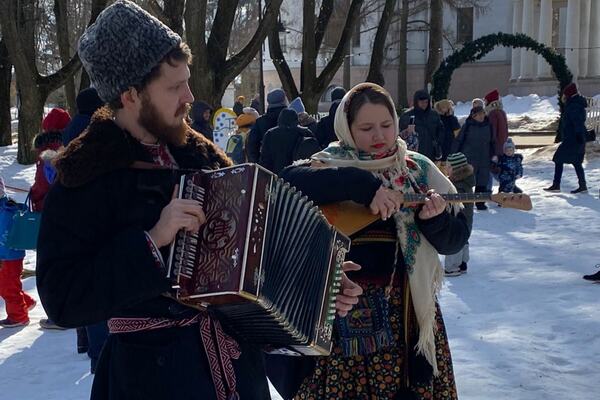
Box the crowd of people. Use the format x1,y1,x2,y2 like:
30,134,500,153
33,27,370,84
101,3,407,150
0,2,597,400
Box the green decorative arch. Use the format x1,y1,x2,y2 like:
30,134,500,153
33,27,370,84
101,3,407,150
431,33,573,103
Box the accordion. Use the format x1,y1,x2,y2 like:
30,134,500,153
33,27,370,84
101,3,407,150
167,163,350,356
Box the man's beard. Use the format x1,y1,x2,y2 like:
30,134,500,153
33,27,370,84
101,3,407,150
138,95,190,146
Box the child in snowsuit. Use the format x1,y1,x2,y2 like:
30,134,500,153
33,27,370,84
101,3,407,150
494,138,523,193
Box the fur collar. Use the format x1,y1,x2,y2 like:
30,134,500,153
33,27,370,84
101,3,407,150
450,164,474,183
54,106,232,188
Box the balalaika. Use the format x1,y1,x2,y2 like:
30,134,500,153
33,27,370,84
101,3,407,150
167,163,350,356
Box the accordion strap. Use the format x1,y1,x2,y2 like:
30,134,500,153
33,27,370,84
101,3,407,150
130,161,171,170
108,314,240,400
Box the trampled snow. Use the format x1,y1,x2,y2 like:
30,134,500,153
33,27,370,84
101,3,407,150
0,143,599,400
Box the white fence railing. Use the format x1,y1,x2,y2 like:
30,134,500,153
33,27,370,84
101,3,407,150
586,98,600,143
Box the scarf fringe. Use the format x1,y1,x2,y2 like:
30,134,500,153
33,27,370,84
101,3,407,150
414,263,443,376
339,329,393,357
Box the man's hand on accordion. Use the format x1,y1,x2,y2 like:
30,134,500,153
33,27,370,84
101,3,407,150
335,261,364,317
148,185,207,248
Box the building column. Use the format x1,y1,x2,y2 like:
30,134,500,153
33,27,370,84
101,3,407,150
511,0,523,80
520,0,535,79
565,0,581,80
589,0,600,76
537,0,553,78
579,0,591,78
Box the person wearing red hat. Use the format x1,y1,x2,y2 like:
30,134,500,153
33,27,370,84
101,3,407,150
544,82,588,194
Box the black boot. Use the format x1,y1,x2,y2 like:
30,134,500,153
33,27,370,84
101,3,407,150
570,185,588,194
583,270,600,282
543,184,560,192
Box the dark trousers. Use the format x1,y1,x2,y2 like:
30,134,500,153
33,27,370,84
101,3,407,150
553,162,586,186
86,321,109,373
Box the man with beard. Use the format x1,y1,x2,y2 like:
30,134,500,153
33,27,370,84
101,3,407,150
35,2,362,400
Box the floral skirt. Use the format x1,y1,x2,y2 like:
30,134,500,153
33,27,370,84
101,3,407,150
294,283,458,400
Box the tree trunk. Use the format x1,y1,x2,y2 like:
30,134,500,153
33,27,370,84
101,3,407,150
366,0,397,86
185,0,283,109
424,0,442,89
16,81,45,164
397,0,409,108
54,0,77,116
0,39,12,146
269,0,364,114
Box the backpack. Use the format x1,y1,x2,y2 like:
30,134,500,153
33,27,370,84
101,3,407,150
292,133,321,161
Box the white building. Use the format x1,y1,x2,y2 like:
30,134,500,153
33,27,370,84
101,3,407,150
261,0,600,106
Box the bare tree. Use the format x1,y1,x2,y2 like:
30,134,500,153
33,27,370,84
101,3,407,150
54,0,76,116
365,0,397,85
0,0,106,164
269,0,365,113
423,0,442,88
0,36,11,146
172,0,284,108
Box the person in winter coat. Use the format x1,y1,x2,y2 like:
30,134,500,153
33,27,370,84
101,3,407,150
544,82,588,194
399,89,445,161
0,176,36,328
434,99,461,160
246,88,288,162
31,108,70,213
62,87,104,145
315,100,341,149
233,95,245,116
493,138,523,193
259,109,319,174
190,100,213,141
444,152,475,276
484,89,509,159
225,111,257,164
36,3,359,399
250,94,261,112
288,97,318,135
452,105,496,210
267,82,468,400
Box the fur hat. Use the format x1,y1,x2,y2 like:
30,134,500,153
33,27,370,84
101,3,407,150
563,83,578,99
236,113,256,129
484,89,500,105
78,0,181,103
42,108,71,132
433,99,454,114
447,152,468,169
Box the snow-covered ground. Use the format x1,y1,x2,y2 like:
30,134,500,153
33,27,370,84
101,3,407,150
1,142,599,399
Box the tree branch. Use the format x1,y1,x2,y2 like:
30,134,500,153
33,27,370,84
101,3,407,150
314,0,334,52
268,26,299,99
207,0,240,66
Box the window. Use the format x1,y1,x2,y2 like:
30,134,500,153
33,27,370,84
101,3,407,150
456,7,474,44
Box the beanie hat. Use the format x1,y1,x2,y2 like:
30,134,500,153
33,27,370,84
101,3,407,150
484,89,499,105
76,87,104,116
243,107,260,120
503,138,515,151
288,97,306,114
447,152,468,169
331,87,347,102
472,98,485,108
78,0,181,103
236,113,256,129
42,108,71,132
563,82,578,98
267,88,288,110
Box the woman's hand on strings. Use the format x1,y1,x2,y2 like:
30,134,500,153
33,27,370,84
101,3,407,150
148,185,206,248
418,190,446,220
369,186,403,221
335,261,363,317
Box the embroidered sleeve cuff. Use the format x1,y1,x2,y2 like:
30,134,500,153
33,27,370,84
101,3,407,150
145,231,165,269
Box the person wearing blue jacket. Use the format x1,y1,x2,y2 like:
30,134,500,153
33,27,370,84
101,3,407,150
62,87,104,145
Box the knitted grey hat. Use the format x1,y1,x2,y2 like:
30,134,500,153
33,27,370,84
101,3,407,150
78,0,181,103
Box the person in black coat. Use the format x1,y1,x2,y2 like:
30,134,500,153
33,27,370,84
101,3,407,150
433,99,461,160
315,100,341,149
246,88,288,162
259,109,318,174
544,83,588,194
62,87,104,145
399,90,445,161
190,100,214,141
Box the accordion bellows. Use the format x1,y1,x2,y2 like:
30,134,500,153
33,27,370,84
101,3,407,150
167,164,350,355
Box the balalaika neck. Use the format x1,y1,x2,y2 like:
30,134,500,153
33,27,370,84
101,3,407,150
403,192,491,204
